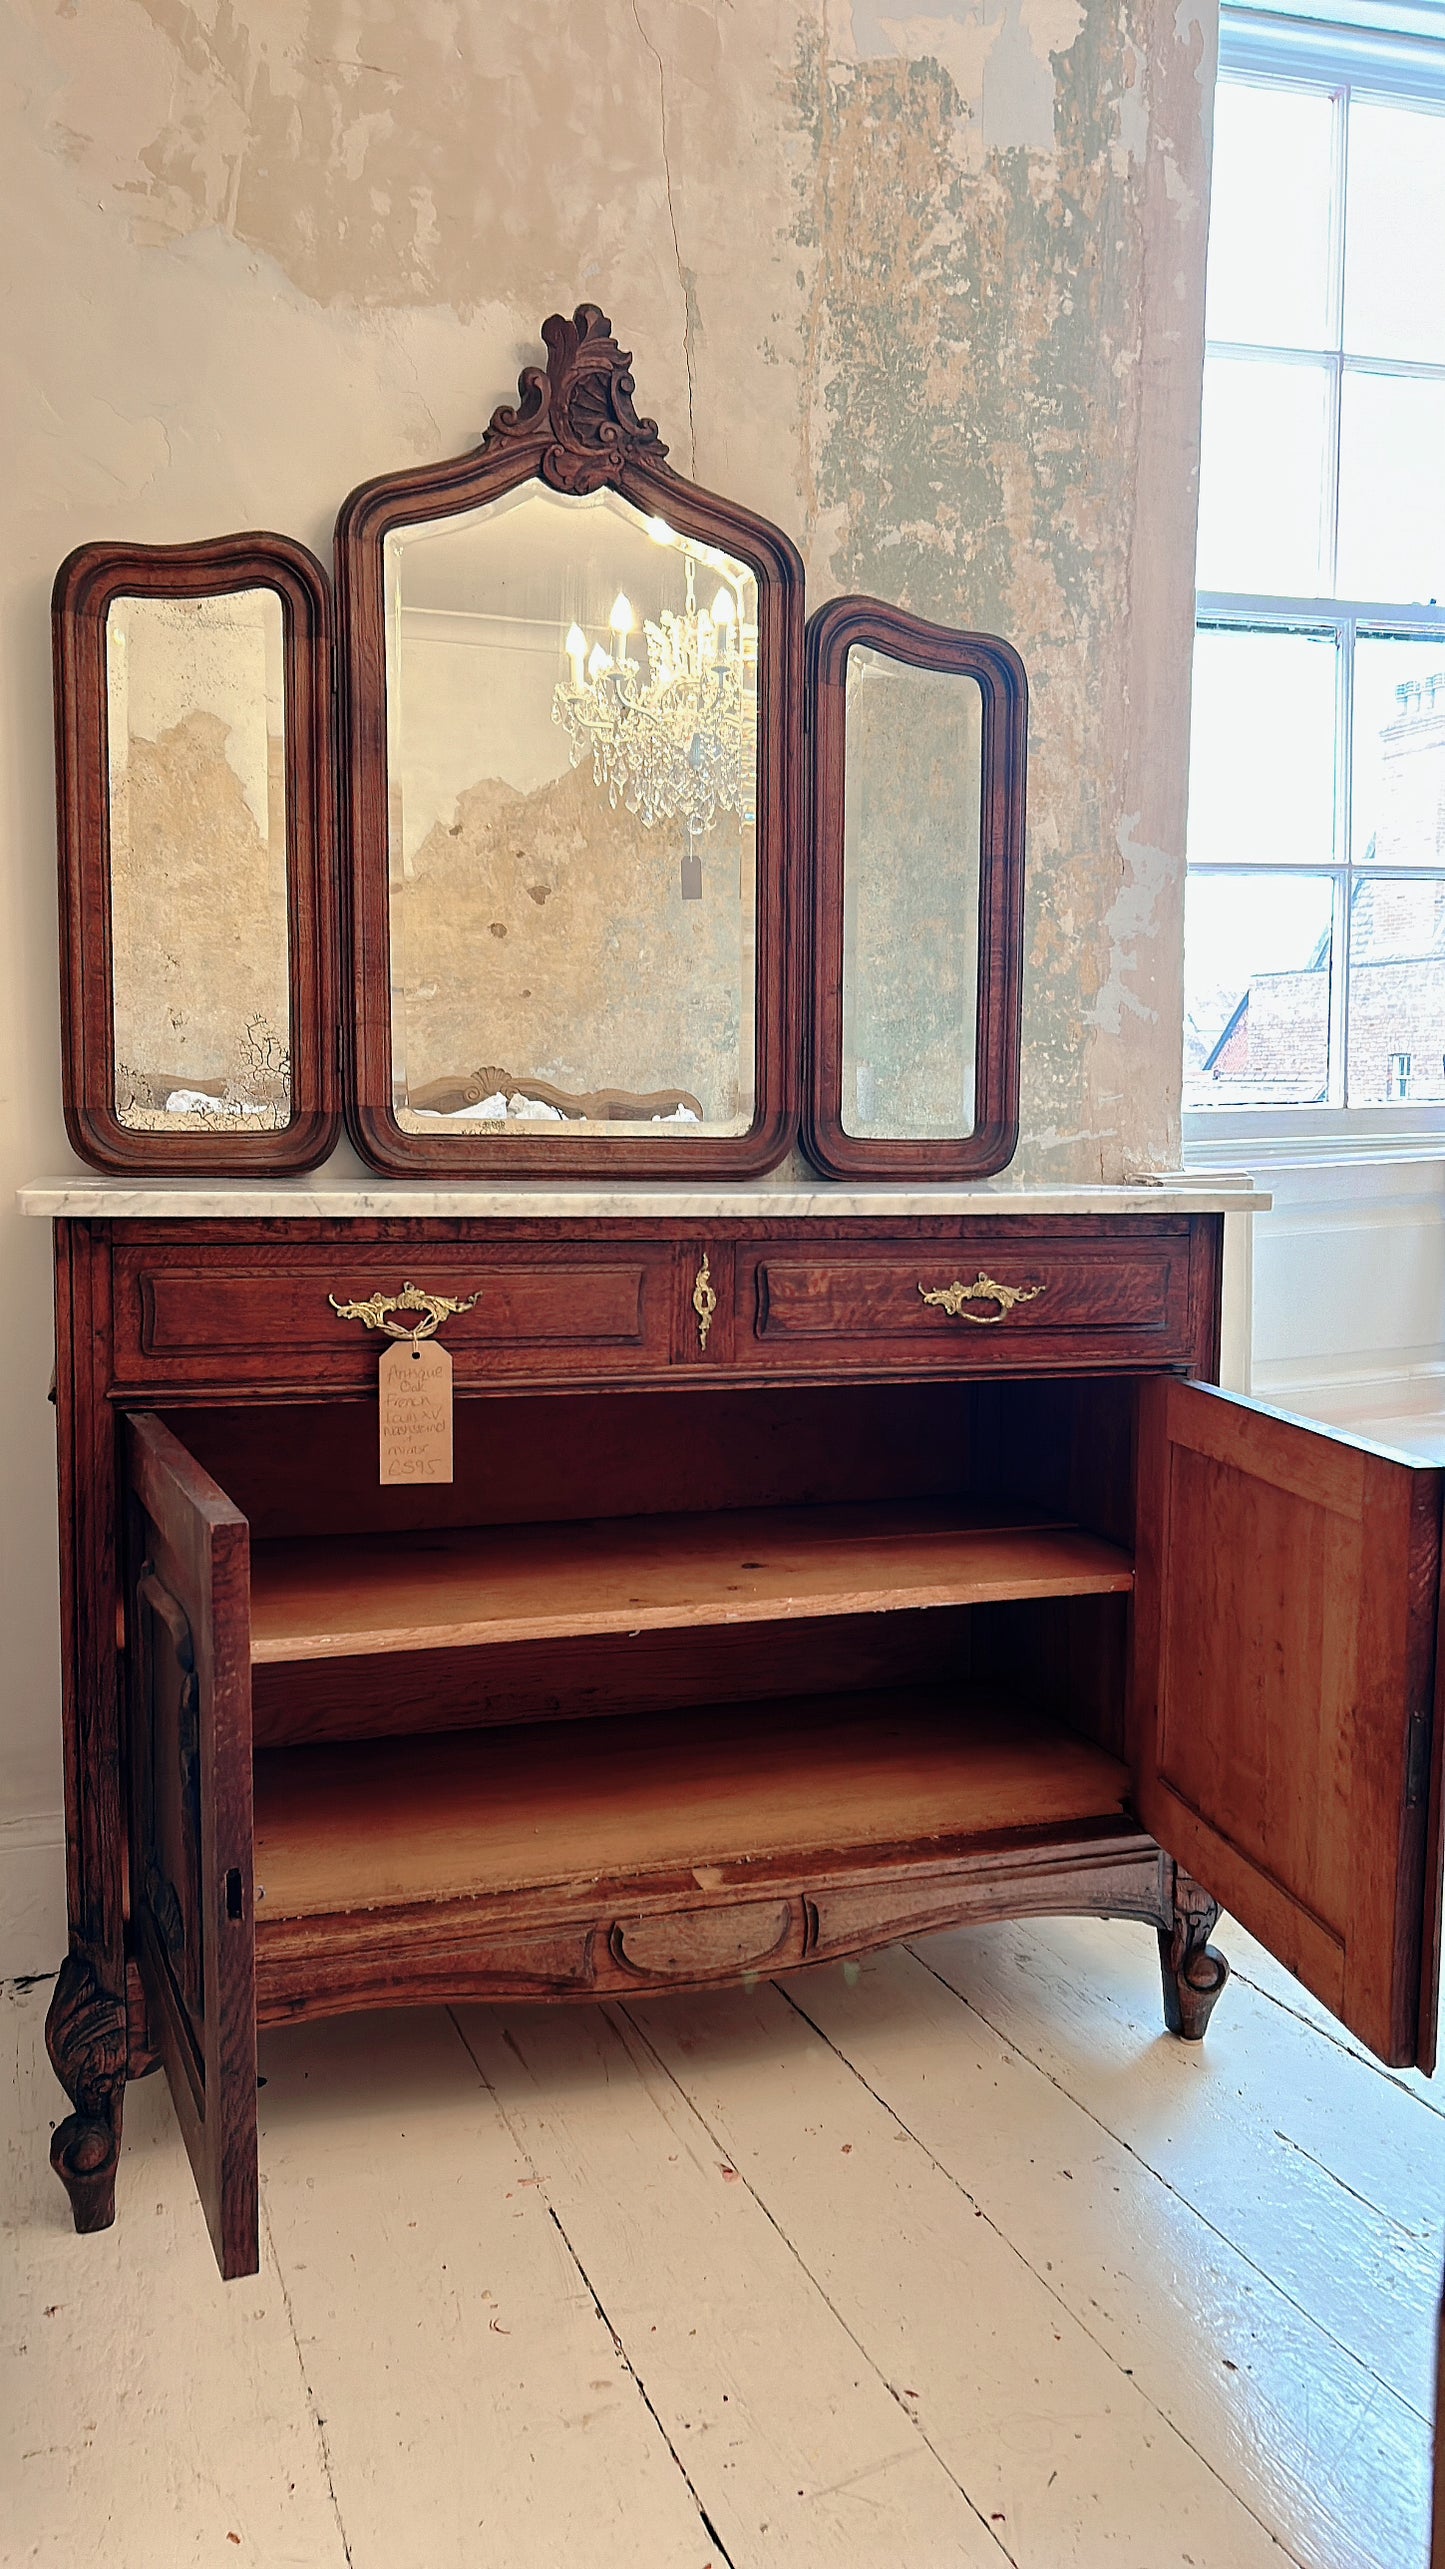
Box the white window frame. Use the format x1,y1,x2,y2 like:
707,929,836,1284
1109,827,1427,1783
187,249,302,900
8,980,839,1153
1184,2,1445,1162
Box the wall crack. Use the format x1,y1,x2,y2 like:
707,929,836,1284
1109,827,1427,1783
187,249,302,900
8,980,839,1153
631,0,697,474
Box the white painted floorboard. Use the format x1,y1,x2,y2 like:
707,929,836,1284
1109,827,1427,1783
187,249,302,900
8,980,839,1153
3,1911,1438,2568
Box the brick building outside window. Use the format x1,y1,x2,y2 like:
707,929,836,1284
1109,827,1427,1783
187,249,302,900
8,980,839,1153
1191,675,1445,1103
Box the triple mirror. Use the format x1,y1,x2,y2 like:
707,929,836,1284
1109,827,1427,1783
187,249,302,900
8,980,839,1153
54,308,1026,1182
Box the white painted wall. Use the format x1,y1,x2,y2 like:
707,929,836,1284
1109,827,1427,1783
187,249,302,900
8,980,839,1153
1249,1156,1445,1429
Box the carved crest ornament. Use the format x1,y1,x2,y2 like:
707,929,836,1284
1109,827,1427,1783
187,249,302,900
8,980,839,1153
482,303,671,494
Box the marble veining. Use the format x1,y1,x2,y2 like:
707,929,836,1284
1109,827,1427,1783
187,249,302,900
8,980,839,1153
18,1177,1270,1221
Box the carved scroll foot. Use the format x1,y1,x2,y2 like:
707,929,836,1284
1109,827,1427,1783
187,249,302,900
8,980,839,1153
45,1953,128,2235
1158,1868,1230,2042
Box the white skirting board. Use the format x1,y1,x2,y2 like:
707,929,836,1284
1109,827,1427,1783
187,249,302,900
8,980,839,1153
0,1816,66,1979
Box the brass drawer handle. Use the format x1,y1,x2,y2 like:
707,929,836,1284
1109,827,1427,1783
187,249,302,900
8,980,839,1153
328,1282,480,1343
918,1272,1046,1325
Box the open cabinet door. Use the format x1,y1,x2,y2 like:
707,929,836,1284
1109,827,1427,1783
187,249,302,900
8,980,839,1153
1132,1377,1445,2071
125,1413,258,2276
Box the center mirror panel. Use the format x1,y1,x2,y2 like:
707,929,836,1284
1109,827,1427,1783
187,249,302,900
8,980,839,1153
384,485,758,1139
339,305,802,1180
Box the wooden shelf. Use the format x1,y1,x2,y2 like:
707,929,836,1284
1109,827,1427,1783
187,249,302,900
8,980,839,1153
249,1499,1134,1666
251,1688,1132,1921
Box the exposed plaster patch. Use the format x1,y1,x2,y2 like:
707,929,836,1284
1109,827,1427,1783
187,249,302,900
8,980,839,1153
1086,814,1171,1036
791,0,1201,1166
1162,148,1198,213
874,10,1001,119
841,0,1084,155
33,0,692,324
1174,0,1215,83
1018,0,1085,70
1113,39,1151,168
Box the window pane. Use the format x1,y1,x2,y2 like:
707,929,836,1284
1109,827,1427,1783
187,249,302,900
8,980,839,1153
1337,370,1445,603
1353,637,1445,863
1184,872,1334,1106
1196,354,1331,595
1188,628,1337,863
1346,877,1445,1101
1345,98,1445,364
1206,79,1335,350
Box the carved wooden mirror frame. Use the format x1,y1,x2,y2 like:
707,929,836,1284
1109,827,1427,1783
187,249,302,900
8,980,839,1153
802,596,1028,1183
336,306,805,1180
54,534,339,1175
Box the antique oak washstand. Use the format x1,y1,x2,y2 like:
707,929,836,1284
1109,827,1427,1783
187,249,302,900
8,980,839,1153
31,311,1442,2277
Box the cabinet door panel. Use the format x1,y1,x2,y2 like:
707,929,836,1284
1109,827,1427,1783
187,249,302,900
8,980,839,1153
1132,1377,1443,2069
126,1412,258,2275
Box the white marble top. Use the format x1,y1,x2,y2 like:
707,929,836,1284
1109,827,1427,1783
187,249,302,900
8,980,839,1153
17,1175,1271,1220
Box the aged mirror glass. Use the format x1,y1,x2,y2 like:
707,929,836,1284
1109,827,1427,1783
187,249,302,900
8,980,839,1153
383,483,759,1139
841,649,983,1141
805,597,1026,1182
106,588,292,1132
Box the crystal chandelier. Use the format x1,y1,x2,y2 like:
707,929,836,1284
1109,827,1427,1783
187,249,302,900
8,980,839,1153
552,519,757,899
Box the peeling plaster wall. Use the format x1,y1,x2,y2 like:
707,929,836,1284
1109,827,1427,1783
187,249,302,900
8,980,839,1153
0,0,1215,1865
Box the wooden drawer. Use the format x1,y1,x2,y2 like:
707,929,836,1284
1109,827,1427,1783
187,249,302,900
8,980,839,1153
110,1235,681,1395
733,1224,1207,1374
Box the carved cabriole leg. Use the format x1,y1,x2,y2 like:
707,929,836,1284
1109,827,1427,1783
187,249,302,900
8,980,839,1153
45,1951,128,2233
1158,1864,1230,2041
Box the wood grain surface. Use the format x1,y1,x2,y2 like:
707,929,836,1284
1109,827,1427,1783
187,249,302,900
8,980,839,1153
1132,1374,1445,2070
125,1412,258,2277
250,1686,1130,1919
247,1498,1133,1663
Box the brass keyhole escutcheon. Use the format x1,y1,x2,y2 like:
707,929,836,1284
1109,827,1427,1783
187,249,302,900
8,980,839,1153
692,1253,718,1353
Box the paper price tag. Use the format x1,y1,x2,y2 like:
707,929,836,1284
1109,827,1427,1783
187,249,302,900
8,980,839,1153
378,1338,454,1483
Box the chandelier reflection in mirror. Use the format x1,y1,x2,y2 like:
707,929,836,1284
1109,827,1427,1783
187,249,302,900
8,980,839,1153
552,515,758,900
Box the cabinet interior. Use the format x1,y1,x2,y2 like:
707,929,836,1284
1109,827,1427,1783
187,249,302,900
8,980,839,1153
152,1376,1143,1939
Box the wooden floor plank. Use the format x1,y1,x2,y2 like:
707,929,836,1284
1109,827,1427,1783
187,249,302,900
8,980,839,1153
918,1914,1445,2421
622,1980,1295,2569
7,1909,1437,2569
1,1979,349,2569
254,2005,722,2569
249,1500,1132,1663
456,1995,1008,2569
787,1941,1429,2569
1217,1916,1445,2118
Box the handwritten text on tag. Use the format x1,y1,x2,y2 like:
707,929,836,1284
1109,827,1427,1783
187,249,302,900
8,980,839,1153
378,1338,454,1483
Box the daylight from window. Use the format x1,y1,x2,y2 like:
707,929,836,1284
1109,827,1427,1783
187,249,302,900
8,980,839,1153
1185,17,1445,1111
